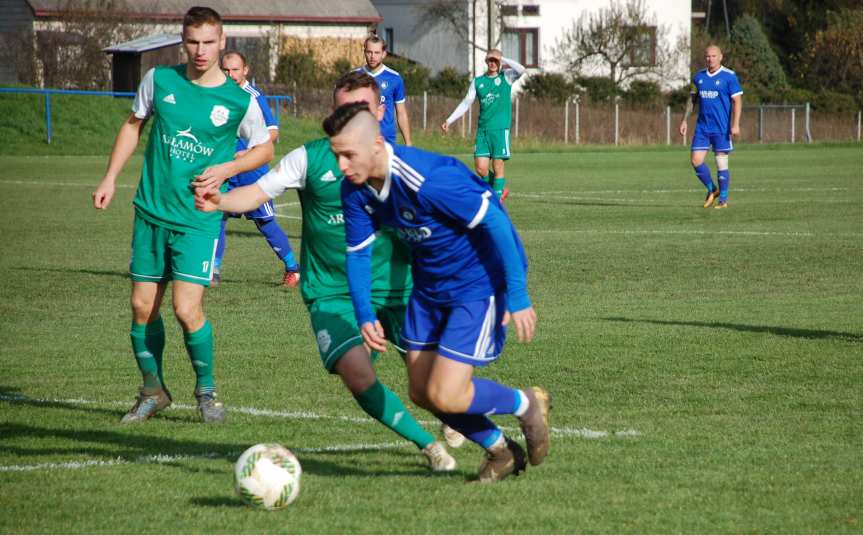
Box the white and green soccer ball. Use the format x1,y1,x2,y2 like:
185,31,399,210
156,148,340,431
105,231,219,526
234,443,302,510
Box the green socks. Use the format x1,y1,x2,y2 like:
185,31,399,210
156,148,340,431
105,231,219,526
354,380,435,450
493,177,506,197
130,317,165,390
184,320,215,394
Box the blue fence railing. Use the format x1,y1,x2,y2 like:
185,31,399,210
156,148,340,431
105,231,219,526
0,87,293,144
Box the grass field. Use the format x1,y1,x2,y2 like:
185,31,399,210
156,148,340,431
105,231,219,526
0,142,861,533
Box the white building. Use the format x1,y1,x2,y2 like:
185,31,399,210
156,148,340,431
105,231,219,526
371,0,691,87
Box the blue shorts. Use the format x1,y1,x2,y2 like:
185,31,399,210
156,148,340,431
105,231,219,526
224,181,276,221
401,292,507,367
691,130,733,153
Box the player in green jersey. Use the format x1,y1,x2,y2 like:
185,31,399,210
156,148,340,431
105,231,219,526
193,71,456,471
441,49,525,200
92,7,274,424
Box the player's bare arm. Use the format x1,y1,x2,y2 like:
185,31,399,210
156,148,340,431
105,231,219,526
93,113,147,209
679,95,696,137
195,182,270,213
193,139,274,191
396,102,412,146
731,93,742,138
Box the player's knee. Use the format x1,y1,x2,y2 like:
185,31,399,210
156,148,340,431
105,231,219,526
715,153,729,171
408,385,431,410
130,293,157,319
426,383,467,413
172,301,203,328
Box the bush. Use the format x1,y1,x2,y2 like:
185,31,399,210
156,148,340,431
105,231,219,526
729,14,788,92
574,76,619,103
381,56,430,95
665,84,691,109
429,67,470,98
275,53,320,87
812,90,858,113
522,73,576,104
623,80,662,106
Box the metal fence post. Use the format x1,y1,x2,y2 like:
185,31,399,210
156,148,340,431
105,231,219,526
468,105,472,135
614,101,619,146
45,93,52,144
292,81,298,118
422,91,427,131
858,110,861,142
575,99,580,145
791,107,796,144
666,105,671,145
564,100,569,144
805,102,812,143
759,105,764,143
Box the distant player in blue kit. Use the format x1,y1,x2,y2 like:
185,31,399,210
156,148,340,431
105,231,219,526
216,51,299,286
679,45,743,209
324,103,551,483
356,36,412,146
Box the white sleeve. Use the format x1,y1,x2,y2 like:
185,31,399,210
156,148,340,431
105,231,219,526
445,80,477,125
132,68,155,119
256,146,308,199
237,95,271,148
503,57,526,84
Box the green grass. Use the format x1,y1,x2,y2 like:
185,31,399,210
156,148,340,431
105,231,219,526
0,144,861,533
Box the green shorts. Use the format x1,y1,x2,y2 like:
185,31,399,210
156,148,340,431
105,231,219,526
308,294,408,372
475,128,511,160
130,214,218,287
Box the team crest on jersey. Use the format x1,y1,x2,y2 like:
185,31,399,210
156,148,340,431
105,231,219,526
381,80,389,89
715,80,721,86
494,77,501,86
316,330,331,353
364,204,375,215
479,83,484,89
210,105,230,127
400,208,415,221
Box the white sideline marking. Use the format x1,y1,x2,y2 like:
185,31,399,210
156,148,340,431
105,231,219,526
515,186,849,196
0,443,410,473
274,202,300,208
0,179,135,189
274,214,302,220
0,394,637,441
524,228,818,238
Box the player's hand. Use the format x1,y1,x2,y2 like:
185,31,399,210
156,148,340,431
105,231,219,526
502,307,537,343
678,121,688,137
440,122,449,134
360,320,387,353
92,179,116,209
192,162,235,192
194,187,221,212
731,125,740,139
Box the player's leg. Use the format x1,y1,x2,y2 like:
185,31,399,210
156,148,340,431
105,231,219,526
713,134,733,208
489,129,511,199
311,297,455,470
124,216,173,423
491,159,507,199
691,130,718,207
171,232,225,423
248,200,300,286
474,129,493,186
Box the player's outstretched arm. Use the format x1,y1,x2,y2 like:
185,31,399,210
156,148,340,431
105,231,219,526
93,113,146,209
442,82,477,132
193,140,274,192
195,182,270,213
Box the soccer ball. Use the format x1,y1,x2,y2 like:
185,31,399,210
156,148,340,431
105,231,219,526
234,443,302,510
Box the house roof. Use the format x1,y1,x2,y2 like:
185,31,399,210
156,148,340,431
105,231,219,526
103,33,182,54
27,0,382,24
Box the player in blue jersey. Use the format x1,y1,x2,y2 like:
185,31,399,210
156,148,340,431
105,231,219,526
324,103,551,483
679,45,743,209
357,36,412,146
216,51,300,286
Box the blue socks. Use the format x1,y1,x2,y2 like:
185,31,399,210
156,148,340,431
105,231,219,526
693,163,716,192
717,169,730,201
254,218,298,271
436,413,502,449
435,378,527,450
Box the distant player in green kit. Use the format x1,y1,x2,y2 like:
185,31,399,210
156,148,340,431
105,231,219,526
441,49,525,201
194,71,456,472
92,7,274,424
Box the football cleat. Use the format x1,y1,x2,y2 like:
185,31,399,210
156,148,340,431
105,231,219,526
500,187,510,202
518,387,552,466
714,200,729,209
441,423,466,448
282,270,300,288
195,391,226,423
422,441,457,472
477,437,526,483
120,387,172,424
703,188,719,208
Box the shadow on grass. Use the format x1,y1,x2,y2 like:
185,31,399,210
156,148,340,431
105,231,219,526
602,317,863,342
0,386,122,418
11,266,129,279
189,496,247,508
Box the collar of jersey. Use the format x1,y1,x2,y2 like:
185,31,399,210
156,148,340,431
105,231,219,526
362,65,385,77
366,142,394,202
705,66,724,77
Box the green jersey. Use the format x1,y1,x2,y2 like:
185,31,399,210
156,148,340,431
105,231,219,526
132,65,270,237
444,58,526,131
256,137,412,303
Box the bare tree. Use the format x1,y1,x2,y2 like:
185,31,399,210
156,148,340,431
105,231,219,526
550,0,685,89
414,0,506,74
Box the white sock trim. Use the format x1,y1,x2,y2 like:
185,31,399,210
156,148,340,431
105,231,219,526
514,389,529,417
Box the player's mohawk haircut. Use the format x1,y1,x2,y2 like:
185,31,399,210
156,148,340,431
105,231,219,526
332,70,381,104
323,102,374,137
183,6,222,31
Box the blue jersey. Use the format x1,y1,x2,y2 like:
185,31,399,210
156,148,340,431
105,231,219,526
358,65,405,144
342,144,529,311
691,66,742,135
231,82,278,187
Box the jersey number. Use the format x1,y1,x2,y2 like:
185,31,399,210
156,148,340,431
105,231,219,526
202,261,210,273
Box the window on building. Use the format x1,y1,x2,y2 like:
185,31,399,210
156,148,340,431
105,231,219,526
501,28,538,68
500,5,518,16
625,26,657,67
385,28,394,53
522,5,540,16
